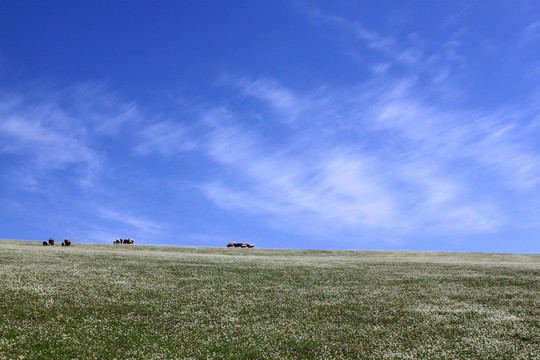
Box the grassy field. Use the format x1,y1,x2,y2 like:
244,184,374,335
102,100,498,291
0,240,539,359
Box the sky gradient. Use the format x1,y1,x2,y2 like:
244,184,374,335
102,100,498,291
2,1,540,252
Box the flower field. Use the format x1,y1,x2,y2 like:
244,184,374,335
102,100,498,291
0,240,539,359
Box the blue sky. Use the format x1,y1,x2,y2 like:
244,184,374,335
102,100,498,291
1,1,540,252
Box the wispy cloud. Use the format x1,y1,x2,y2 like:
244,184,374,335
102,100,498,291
200,128,505,238
522,20,540,44
0,96,101,189
4,0,539,251
68,207,167,244
135,120,197,156
3,1,540,247
97,207,166,235
220,76,304,123
0,83,172,243
63,82,141,135
368,80,540,191
196,71,540,240
5,71,534,244
299,4,470,84
303,7,396,54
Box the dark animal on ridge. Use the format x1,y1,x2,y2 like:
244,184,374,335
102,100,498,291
48,238,54,246
115,238,134,244
64,238,71,246
43,241,48,246
226,242,254,248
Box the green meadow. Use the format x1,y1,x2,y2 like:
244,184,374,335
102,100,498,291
0,239,539,359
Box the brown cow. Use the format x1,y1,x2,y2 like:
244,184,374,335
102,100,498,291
226,242,235,247
48,238,54,246
64,238,71,246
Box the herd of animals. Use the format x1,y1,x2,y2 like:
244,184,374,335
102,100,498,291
114,238,135,244
42,238,253,248
42,238,134,246
43,238,71,246
227,242,255,248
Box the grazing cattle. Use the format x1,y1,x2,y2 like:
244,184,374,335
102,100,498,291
48,238,54,246
227,241,254,248
114,238,134,244
64,238,71,246
43,241,48,246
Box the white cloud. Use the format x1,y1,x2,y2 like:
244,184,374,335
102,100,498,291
97,207,165,235
522,21,540,44
135,120,197,156
3,59,538,246
0,99,101,189
0,114,97,168
4,73,528,242
308,9,396,54
300,5,471,84
196,72,540,239
201,123,505,237
372,62,391,74
223,76,304,122
63,82,141,135
367,81,540,192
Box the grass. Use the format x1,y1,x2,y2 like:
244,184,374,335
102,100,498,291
0,239,539,359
